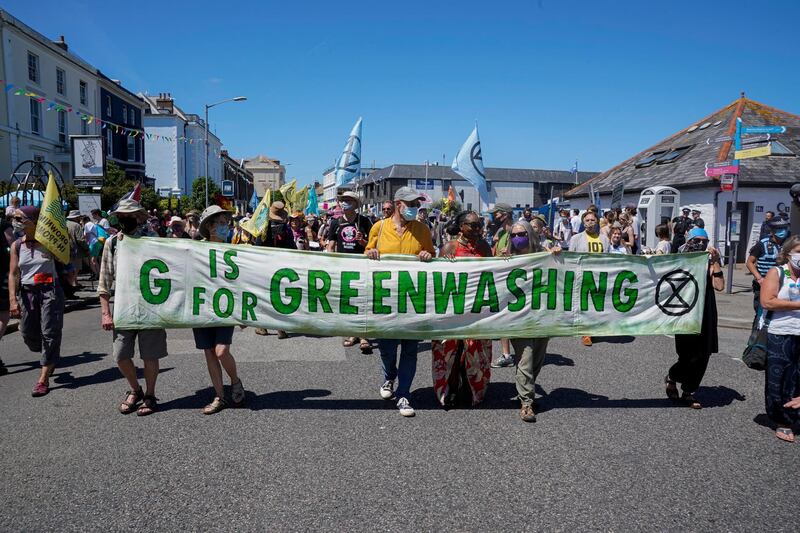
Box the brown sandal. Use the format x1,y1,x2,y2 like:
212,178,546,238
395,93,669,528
119,388,143,414
342,337,358,347
680,392,702,409
664,376,679,400
202,397,227,415
359,339,373,354
136,395,158,416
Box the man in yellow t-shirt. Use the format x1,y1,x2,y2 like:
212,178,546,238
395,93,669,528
566,210,609,346
365,186,434,417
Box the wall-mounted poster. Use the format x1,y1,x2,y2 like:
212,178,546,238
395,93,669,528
71,136,105,180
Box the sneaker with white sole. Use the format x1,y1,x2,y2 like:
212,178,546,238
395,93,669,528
396,397,415,417
379,380,395,400
491,354,515,368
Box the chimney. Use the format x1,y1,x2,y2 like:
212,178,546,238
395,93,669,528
155,92,174,113
52,35,68,52
111,79,121,86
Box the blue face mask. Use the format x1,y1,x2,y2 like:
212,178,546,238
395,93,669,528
403,206,419,220
775,229,789,240
340,201,354,211
214,224,229,240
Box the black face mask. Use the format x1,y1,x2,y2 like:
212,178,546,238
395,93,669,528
685,239,708,252
119,218,139,235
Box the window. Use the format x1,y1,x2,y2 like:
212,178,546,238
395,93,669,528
770,141,794,156
127,136,135,161
79,80,87,105
106,95,112,116
656,145,693,165
129,108,135,126
635,150,667,168
58,109,67,143
27,52,39,83
106,129,112,156
30,99,41,135
56,68,66,95
81,119,88,135
122,104,127,124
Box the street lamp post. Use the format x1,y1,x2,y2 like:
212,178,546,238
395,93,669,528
204,96,247,208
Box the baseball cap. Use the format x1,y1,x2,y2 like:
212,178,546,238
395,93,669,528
394,186,425,203
489,203,513,214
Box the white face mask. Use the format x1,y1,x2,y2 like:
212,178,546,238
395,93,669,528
790,253,800,270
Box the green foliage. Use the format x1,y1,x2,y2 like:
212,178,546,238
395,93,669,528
183,177,221,213
271,189,284,204
139,186,161,211
99,162,162,211
61,183,79,209
432,198,462,215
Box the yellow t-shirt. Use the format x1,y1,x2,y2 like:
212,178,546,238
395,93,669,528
365,219,435,256
586,233,604,253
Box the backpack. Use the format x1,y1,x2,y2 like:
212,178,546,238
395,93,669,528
742,267,785,370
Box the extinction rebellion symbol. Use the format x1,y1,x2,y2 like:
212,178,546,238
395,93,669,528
655,269,699,316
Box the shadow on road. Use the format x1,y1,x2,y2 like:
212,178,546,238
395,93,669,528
536,385,745,413
50,362,174,391
590,336,637,345
3,351,108,376
544,353,575,366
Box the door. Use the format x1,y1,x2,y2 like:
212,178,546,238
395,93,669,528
725,201,752,263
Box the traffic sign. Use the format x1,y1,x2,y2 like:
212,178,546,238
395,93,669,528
741,134,771,145
222,180,234,197
741,125,785,134
720,174,735,192
735,143,772,159
705,164,739,177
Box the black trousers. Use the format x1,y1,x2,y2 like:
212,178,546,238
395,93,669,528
670,340,711,394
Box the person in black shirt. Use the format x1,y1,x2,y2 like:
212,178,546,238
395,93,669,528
326,192,373,255
691,209,705,229
671,207,693,252
327,192,373,353
254,201,294,338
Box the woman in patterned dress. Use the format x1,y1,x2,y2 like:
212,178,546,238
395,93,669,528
432,211,493,408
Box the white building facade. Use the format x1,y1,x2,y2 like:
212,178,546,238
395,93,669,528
140,93,222,197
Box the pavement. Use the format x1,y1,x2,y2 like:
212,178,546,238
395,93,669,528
0,278,797,532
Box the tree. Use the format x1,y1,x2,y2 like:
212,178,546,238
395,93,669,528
184,177,221,213
62,183,79,209
100,162,162,211
432,198,462,215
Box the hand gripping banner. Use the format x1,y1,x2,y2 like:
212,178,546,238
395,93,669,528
113,238,708,339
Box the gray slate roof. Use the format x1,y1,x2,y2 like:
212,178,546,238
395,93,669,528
566,97,800,198
360,164,596,185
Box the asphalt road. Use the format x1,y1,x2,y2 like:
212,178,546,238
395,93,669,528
0,298,797,532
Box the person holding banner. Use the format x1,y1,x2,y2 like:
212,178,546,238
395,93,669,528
759,235,800,442
490,203,516,368
568,211,609,347
503,219,552,422
432,211,493,408
665,228,724,409
327,192,373,353
365,187,435,417
8,206,65,397
99,200,168,416
194,205,246,414
254,201,294,338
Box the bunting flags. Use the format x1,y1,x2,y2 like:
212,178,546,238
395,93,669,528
451,125,489,206
34,172,70,264
334,117,362,187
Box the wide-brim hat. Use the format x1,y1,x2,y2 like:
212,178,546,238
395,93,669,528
168,216,184,226
199,205,232,238
110,199,146,218
66,210,82,220
337,191,361,205
269,201,288,221
687,227,709,241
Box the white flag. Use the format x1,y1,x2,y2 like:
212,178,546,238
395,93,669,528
335,117,362,187
451,125,489,205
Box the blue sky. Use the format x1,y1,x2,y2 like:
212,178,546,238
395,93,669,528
6,0,799,185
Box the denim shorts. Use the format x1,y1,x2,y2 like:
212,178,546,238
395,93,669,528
192,326,234,350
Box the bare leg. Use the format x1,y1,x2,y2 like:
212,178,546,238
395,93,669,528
204,348,225,398
501,338,511,356
38,363,55,385
143,359,159,397
215,344,239,384
117,359,141,391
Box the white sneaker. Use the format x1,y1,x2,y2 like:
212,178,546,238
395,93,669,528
379,380,395,400
397,397,415,417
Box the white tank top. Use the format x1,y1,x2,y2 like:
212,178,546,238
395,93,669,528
766,266,800,336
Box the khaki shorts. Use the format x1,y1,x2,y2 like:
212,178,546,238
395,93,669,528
112,329,168,362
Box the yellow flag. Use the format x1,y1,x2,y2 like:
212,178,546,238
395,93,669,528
240,188,272,238
34,172,70,264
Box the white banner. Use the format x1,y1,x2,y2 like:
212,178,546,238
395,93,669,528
113,238,709,339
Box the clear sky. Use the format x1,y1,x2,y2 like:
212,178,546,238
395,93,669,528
6,0,799,185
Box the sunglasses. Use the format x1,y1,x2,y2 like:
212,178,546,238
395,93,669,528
462,221,483,229
511,231,528,238
382,207,393,211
